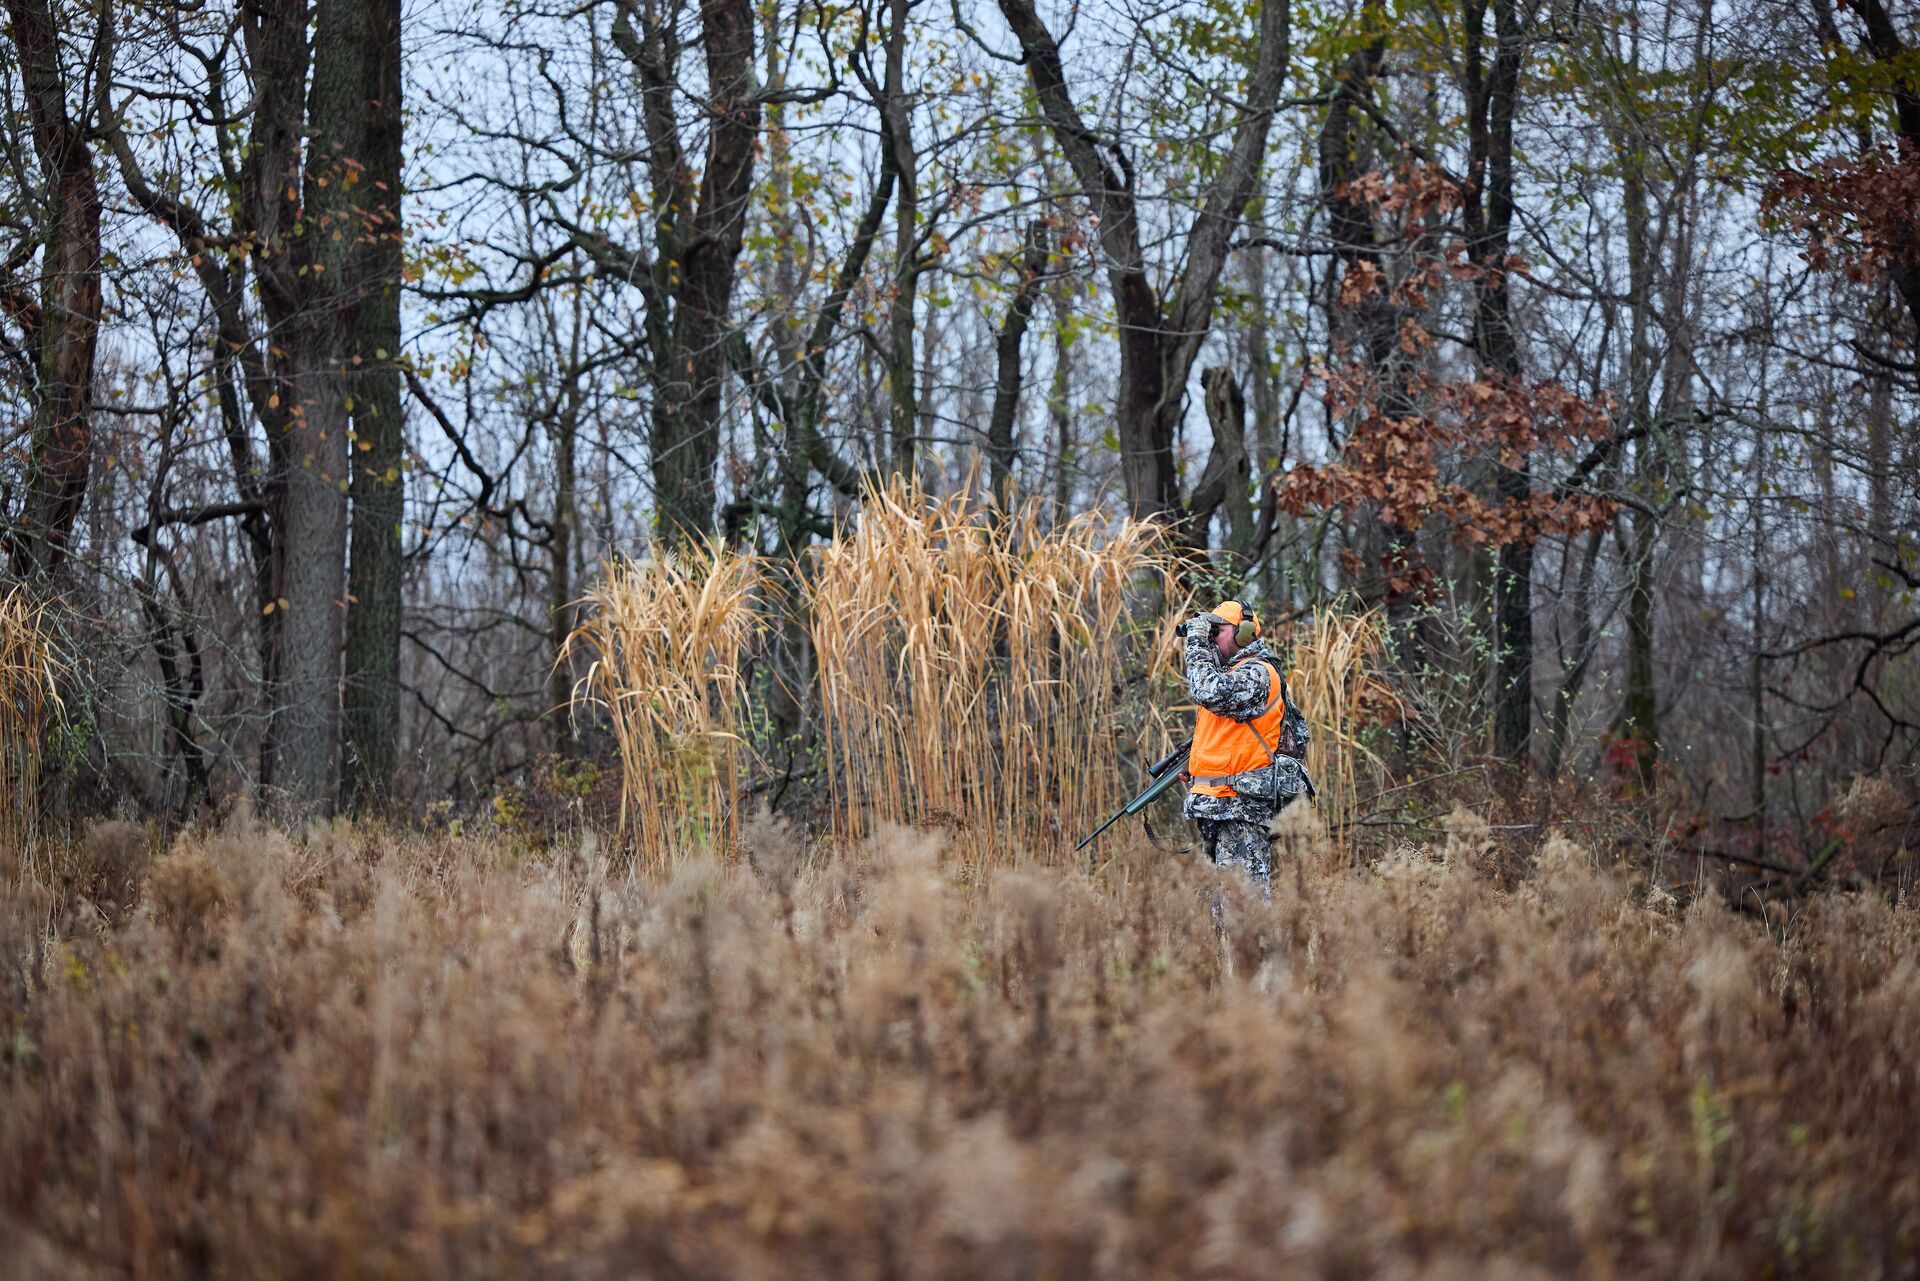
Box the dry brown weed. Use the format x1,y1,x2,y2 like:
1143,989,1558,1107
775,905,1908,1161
1,819,1915,1279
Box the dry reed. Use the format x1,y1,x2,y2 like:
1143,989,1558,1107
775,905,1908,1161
557,502,1391,867
1283,605,1398,839
561,544,764,866
807,477,1185,863
1,587,63,865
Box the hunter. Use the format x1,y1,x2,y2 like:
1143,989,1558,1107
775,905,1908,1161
1181,600,1311,894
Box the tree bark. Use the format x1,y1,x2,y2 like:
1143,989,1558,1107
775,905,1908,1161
343,0,406,806
548,391,580,755
1048,285,1074,524
1544,525,1604,780
5,0,104,580
268,0,373,813
1620,494,1659,790
987,226,1051,506
1612,31,1662,794
1192,368,1253,563
1463,0,1532,764
881,0,919,478
615,0,762,546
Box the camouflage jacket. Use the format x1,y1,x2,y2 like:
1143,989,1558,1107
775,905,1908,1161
1181,634,1313,824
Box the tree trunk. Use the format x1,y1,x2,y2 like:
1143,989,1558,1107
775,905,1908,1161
1544,525,1604,780
1464,0,1532,764
995,0,1289,541
1317,26,1425,677
1750,417,1767,847
1192,368,1254,564
642,0,761,546
548,394,579,754
5,0,104,580
273,366,352,811
1620,495,1659,790
343,0,406,806
1048,284,1075,524
1612,53,1661,794
267,0,381,814
881,0,919,478
987,226,1050,506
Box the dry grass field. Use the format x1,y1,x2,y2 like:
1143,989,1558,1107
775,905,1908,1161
4,807,1916,1279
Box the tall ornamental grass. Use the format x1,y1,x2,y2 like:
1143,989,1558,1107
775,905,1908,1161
807,477,1184,864
556,489,1395,866
561,545,764,866
1285,605,1398,839
1,588,63,865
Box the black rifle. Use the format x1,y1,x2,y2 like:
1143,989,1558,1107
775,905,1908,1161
1076,740,1192,851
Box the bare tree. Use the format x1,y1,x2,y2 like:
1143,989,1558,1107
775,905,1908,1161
589,0,762,545
990,0,1292,558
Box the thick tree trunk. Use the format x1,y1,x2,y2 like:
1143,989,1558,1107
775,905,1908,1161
1317,29,1425,679
263,0,377,813
1048,287,1074,523
245,2,312,806
645,0,761,546
1192,368,1254,562
5,0,103,580
273,367,352,811
343,0,406,806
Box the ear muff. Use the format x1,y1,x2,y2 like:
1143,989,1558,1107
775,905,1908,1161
1216,599,1262,648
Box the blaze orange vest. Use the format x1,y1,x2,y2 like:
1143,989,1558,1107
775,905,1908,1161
1189,654,1286,799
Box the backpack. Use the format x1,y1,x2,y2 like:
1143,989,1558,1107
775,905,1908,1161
1268,663,1311,761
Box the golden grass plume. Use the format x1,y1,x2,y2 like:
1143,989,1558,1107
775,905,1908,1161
1,587,65,865
561,543,764,866
1284,604,1398,839
807,476,1185,863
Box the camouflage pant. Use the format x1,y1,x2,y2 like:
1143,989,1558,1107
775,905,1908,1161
1197,817,1272,896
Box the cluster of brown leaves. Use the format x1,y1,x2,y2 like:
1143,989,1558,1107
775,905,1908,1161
1288,160,1616,585
4,813,1917,1279
1281,365,1618,545
1764,143,1920,282
1331,162,1465,239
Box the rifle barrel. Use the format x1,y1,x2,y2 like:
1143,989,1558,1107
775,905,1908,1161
1076,744,1191,851
1074,809,1126,852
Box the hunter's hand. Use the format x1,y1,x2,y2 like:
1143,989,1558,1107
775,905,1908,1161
1183,613,1227,640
